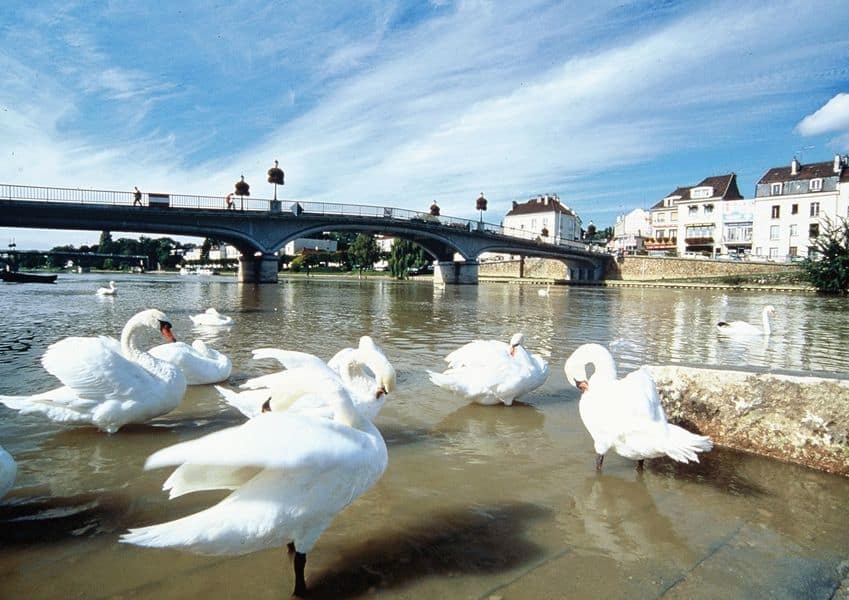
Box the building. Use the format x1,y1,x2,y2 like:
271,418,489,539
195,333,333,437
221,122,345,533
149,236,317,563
502,194,582,243
283,238,338,255
752,155,848,261
647,173,748,257
611,208,651,253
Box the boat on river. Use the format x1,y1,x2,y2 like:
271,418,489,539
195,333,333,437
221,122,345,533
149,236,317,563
0,270,58,283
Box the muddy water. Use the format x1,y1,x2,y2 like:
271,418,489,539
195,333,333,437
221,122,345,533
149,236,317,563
1,273,847,599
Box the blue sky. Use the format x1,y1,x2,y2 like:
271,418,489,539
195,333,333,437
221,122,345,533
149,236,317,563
2,0,848,249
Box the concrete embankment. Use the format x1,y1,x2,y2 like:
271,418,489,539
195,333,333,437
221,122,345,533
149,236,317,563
646,366,849,477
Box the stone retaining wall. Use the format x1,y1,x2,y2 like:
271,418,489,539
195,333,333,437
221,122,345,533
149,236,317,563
606,255,797,281
646,365,849,477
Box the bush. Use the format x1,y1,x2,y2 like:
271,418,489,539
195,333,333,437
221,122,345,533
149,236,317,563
801,217,849,295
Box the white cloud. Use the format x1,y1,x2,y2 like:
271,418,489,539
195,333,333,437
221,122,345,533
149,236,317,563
796,93,849,136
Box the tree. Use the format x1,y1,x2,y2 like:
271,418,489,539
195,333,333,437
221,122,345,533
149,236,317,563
801,216,849,295
98,231,116,254
348,234,380,272
388,239,428,279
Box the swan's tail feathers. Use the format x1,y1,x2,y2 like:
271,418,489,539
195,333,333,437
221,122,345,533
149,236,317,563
0,391,91,424
120,511,239,555
664,425,713,463
214,385,264,419
427,370,456,390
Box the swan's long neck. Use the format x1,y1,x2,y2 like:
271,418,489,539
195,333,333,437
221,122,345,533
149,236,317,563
578,344,618,383
120,315,147,359
762,309,772,335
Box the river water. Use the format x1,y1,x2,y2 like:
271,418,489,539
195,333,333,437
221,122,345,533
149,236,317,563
0,273,847,599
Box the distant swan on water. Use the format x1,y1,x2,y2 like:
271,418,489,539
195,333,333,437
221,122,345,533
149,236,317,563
716,305,776,336
96,280,117,295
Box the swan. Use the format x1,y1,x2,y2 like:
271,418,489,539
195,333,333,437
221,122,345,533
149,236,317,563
537,284,551,297
96,280,117,295
0,445,15,499
189,308,233,327
149,339,232,385
120,371,387,598
218,337,396,421
0,309,187,433
564,343,713,471
428,333,549,405
716,305,776,336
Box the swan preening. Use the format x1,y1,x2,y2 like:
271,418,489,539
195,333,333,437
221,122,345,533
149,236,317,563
0,309,187,433
149,339,232,385
121,371,388,597
189,308,233,327
96,280,117,295
716,305,776,336
0,445,15,499
428,333,549,405
217,336,396,422
564,343,713,470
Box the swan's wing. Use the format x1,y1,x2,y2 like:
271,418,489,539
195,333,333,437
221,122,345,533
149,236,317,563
621,368,666,423
327,347,356,372
162,463,262,498
444,340,510,367
215,385,267,418
145,412,380,473
40,336,157,404
251,348,327,371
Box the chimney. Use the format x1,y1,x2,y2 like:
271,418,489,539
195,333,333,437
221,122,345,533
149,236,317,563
791,157,800,175
512,201,518,209
835,154,842,173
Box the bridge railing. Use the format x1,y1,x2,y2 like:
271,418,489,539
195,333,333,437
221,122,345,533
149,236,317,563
1,183,598,253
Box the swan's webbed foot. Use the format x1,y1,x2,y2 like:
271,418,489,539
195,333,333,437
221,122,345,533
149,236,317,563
293,551,308,597
635,459,645,472
595,454,604,471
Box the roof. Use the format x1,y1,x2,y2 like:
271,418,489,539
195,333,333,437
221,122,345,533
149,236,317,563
649,173,741,209
506,195,576,217
758,160,840,184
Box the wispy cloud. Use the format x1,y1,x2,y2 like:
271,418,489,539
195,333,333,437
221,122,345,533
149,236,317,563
796,93,849,148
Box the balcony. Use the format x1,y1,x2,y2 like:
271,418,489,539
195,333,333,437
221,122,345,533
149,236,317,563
644,238,677,250
684,236,713,245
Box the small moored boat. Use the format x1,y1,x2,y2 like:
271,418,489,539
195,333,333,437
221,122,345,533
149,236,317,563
1,271,58,284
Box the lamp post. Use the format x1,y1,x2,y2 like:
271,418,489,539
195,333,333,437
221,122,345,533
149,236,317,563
476,192,487,225
267,160,285,201
234,175,250,211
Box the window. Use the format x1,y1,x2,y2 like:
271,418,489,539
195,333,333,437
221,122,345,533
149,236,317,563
703,204,714,214
789,224,798,237
656,213,665,223
791,204,798,215
771,182,782,195
688,206,697,215
810,178,822,192
769,225,780,240
789,246,798,257
771,205,780,218
810,202,820,217
809,223,819,238
769,248,779,258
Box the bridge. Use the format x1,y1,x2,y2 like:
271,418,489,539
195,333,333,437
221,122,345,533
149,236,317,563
0,183,610,284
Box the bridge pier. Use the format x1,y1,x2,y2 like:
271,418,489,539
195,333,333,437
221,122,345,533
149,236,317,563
238,253,279,283
434,260,478,285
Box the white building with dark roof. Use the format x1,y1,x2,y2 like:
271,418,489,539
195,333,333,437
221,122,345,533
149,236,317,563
502,194,582,243
752,155,848,261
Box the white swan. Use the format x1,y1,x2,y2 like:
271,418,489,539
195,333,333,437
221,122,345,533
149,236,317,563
96,280,117,295
0,309,187,433
537,284,551,297
564,343,713,471
428,333,549,405
716,305,776,336
149,339,232,385
0,445,16,499
120,371,388,597
189,308,233,327
218,337,396,421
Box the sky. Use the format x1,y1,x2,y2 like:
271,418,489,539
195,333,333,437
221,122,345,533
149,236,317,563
1,0,849,250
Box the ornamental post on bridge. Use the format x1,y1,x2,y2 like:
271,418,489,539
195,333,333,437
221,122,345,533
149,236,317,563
475,192,487,231
234,175,250,211
267,160,284,212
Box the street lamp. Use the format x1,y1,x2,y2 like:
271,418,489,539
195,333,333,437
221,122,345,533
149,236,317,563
234,175,250,211
267,160,285,201
476,192,487,224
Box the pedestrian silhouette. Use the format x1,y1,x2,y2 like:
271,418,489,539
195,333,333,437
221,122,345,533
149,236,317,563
225,193,235,210
133,186,142,206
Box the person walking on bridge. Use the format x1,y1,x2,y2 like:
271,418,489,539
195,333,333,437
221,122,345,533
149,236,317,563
133,186,142,207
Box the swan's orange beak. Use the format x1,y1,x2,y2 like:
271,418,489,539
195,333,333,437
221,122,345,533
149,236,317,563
576,380,589,393
159,320,177,343
509,346,516,357
375,385,386,399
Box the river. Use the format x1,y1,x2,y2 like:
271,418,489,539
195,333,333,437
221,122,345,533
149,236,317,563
0,273,847,599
